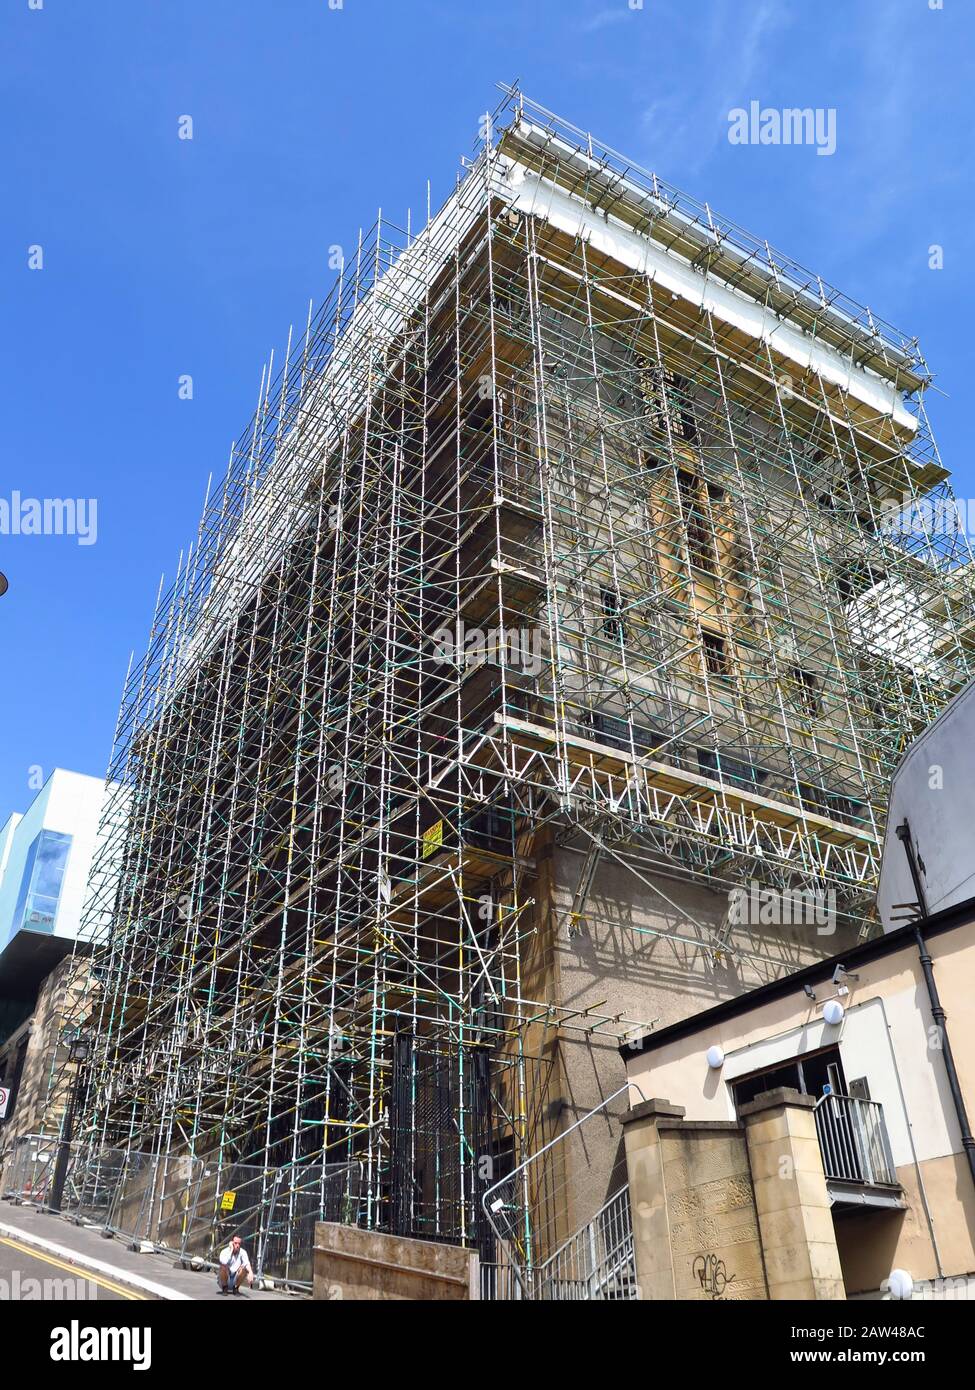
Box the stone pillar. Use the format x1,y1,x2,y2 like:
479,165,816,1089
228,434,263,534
622,1098,769,1301
620,1100,681,1295
741,1087,845,1300
621,1099,686,1300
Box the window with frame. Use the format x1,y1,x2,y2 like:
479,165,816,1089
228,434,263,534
732,1045,846,1111
639,361,697,443
677,469,718,575
788,665,821,717
601,586,627,644
701,627,731,680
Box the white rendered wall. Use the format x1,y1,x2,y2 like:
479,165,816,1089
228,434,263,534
877,677,975,929
627,980,958,1170
0,771,108,950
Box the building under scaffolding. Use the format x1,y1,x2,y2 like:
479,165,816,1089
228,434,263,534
72,88,975,1277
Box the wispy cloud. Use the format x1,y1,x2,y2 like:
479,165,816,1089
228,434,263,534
577,6,631,34
638,0,793,177
808,4,957,309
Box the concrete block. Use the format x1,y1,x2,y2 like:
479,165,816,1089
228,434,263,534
313,1223,478,1301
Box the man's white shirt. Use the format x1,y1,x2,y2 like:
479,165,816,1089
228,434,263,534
219,1245,252,1277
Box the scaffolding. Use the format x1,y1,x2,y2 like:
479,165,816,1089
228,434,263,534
71,87,974,1267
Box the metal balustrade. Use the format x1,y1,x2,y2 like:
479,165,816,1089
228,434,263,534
480,1187,636,1301
532,1186,637,1300
814,1093,897,1187
481,1081,641,1299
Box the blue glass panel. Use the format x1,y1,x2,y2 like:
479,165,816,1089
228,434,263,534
10,837,40,941
11,830,73,936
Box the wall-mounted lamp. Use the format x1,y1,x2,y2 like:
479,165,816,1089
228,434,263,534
705,1045,725,1070
888,1268,914,1301
67,1031,92,1065
822,999,844,1026
831,964,859,985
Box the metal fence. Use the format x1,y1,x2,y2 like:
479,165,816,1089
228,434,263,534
0,1133,365,1290
2,1127,637,1298
481,1182,637,1301
814,1093,898,1186
259,1161,366,1285
479,1262,525,1300
0,1133,61,1206
104,1150,207,1251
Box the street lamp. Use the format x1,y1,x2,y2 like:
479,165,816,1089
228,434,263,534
48,1030,92,1214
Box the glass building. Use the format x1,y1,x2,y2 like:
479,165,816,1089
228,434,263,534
0,769,109,1014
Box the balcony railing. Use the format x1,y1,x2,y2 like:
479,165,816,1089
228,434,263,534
814,1092,898,1187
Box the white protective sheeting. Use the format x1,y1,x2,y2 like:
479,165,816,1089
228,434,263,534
502,159,917,435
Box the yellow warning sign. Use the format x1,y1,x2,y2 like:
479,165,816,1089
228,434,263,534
220,1191,237,1212
422,820,443,860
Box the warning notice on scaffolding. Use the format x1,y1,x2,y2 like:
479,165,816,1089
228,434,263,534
0,1086,10,1119
220,1191,236,1212
422,820,443,859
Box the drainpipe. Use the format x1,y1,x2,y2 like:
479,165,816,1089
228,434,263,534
896,820,975,1193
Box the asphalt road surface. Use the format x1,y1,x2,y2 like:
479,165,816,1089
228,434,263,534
0,1234,143,1302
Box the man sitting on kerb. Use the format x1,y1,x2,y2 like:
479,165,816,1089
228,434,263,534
217,1233,255,1295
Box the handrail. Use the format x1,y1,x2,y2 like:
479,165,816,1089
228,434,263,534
481,1080,645,1299
535,1185,636,1301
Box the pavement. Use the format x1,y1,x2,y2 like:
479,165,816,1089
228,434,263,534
0,1200,302,1302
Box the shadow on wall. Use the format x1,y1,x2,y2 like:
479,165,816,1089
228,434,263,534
834,1207,906,1296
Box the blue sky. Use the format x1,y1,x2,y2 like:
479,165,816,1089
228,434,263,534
1,0,972,818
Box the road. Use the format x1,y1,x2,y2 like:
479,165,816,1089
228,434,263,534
0,1234,144,1301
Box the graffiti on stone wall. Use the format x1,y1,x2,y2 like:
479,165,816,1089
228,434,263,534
692,1252,736,1299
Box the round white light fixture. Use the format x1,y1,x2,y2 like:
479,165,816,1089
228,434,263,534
822,999,844,1026
706,1045,725,1070
888,1268,914,1301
